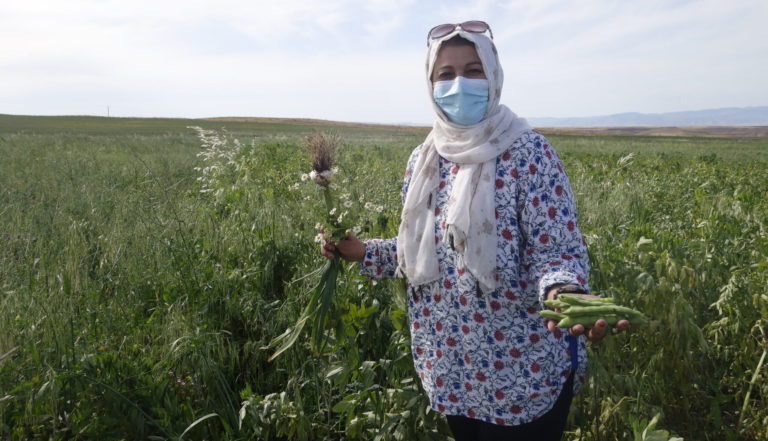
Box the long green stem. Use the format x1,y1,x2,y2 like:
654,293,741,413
268,183,342,361
738,348,766,431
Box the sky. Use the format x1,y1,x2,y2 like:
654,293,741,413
1,0,767,125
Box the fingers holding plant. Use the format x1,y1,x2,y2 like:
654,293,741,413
542,293,645,342
269,131,383,360
320,232,365,262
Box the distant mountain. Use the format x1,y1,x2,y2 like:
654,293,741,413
528,106,768,127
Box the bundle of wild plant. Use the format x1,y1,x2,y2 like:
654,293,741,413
268,132,361,361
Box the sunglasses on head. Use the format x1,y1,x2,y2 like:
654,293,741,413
427,20,493,45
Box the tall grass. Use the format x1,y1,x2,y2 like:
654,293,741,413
0,115,766,440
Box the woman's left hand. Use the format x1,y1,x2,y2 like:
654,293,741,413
544,290,629,342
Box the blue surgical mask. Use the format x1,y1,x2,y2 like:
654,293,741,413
432,76,489,126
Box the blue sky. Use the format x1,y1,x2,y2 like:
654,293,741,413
1,0,767,125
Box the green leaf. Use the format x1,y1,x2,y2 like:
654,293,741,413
332,400,355,413
179,413,220,440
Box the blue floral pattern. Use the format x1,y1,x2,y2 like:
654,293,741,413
360,131,589,426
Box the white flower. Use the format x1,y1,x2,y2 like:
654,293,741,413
314,233,325,243
301,173,309,182
310,168,335,186
375,205,384,213
365,202,374,210
315,222,322,230
329,207,337,215
352,225,362,234
343,200,353,208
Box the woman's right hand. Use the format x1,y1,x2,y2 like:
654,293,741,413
321,233,366,263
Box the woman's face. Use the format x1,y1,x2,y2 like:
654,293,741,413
431,44,487,83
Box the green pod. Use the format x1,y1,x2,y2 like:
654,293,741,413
556,316,581,328
543,299,570,310
557,314,621,329
558,294,615,307
559,304,646,319
540,310,566,321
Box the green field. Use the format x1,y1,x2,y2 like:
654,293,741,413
1,114,766,440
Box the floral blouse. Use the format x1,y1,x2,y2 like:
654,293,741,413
360,131,590,426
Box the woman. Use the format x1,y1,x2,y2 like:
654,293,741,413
322,21,628,441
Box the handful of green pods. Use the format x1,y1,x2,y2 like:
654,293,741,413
541,293,648,329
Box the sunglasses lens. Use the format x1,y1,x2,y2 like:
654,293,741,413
429,24,457,40
460,21,489,33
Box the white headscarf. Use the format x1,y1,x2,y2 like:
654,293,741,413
396,29,532,293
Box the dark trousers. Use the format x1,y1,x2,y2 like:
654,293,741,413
446,373,574,441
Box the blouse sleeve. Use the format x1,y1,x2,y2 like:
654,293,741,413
359,144,424,280
516,134,590,307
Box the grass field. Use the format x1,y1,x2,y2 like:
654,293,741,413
1,114,766,440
